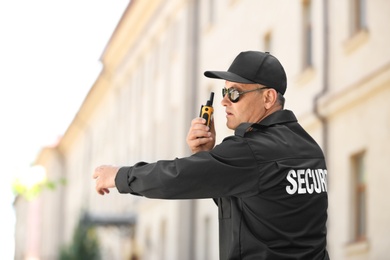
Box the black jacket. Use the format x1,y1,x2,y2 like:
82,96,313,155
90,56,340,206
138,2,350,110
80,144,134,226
116,110,329,260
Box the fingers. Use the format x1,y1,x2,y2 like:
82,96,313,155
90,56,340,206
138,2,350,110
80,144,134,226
186,117,216,153
92,165,108,179
209,117,216,137
187,118,212,139
92,166,101,179
97,188,110,196
93,165,118,195
94,173,106,195
186,124,212,150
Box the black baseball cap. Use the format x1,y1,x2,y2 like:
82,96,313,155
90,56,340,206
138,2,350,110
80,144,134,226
204,51,287,95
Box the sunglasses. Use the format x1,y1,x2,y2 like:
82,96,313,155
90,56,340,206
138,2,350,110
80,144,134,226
222,86,269,103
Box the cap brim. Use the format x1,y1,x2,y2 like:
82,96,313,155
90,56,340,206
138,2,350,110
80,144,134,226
204,71,255,84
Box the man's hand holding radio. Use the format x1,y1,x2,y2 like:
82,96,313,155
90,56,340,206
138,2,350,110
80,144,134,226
186,117,216,154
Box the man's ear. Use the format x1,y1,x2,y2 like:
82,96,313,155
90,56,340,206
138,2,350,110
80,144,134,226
264,89,278,109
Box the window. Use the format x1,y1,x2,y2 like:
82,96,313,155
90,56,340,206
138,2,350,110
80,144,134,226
144,227,152,260
201,0,216,32
350,0,367,36
208,0,215,26
351,152,367,242
160,219,167,260
263,32,272,53
203,216,211,260
302,0,313,69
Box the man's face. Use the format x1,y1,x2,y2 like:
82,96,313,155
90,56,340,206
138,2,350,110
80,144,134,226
221,81,266,130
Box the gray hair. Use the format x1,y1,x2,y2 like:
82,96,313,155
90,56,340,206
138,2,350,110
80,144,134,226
277,92,285,108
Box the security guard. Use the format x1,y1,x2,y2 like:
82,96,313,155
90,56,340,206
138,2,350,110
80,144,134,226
94,51,329,259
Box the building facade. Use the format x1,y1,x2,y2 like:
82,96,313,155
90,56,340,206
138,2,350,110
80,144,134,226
14,0,390,259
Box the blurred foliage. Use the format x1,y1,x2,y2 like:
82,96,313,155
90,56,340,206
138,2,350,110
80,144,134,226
60,215,101,260
12,177,67,200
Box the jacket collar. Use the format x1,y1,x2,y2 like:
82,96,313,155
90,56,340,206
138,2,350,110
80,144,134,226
257,109,297,126
234,110,297,137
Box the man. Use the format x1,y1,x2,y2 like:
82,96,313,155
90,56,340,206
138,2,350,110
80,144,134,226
93,51,329,259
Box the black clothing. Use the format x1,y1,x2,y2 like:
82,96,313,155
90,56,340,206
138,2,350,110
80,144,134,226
116,110,329,259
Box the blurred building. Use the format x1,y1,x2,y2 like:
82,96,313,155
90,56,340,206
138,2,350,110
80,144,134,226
14,0,390,259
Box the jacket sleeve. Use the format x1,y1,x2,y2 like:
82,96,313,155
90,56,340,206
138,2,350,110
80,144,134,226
115,136,261,199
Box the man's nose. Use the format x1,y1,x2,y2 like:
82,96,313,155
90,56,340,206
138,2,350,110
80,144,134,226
221,93,230,106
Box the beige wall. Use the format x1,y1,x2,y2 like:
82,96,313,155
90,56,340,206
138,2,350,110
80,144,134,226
14,0,390,259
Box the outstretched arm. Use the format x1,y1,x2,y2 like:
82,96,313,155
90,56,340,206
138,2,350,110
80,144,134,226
93,117,216,196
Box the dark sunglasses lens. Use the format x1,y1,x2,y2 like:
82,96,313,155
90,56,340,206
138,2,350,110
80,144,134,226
222,88,239,102
228,89,239,102
222,88,227,98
